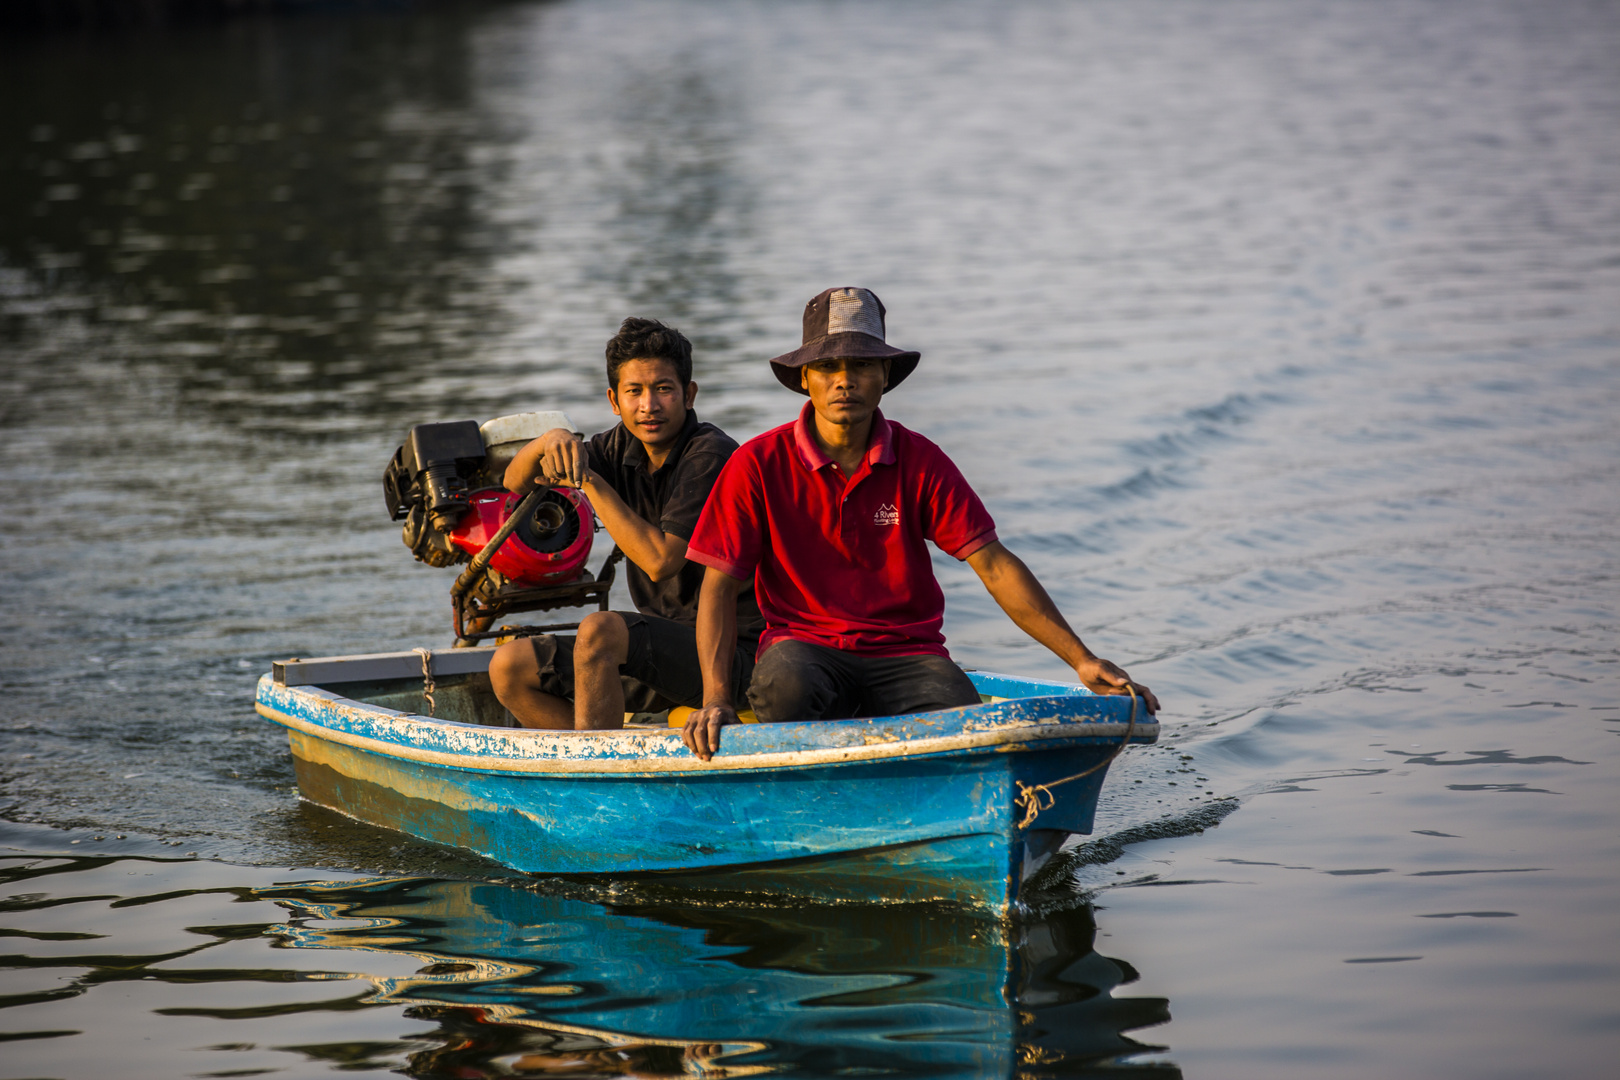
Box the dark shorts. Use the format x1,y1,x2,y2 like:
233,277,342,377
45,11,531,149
746,638,983,723
529,611,755,714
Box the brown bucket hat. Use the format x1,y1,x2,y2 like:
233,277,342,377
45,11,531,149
768,286,920,394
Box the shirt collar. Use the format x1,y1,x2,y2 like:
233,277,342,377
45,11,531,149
793,401,896,472
623,409,700,472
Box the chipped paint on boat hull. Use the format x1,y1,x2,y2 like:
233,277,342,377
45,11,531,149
257,668,1157,912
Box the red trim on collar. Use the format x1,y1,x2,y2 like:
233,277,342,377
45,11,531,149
793,402,897,471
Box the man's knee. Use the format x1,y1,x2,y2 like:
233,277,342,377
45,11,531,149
748,640,844,723
489,639,536,698
882,655,982,714
575,611,629,667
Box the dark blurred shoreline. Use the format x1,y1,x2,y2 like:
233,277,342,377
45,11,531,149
0,0,494,35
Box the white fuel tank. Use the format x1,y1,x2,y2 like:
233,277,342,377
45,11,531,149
478,411,579,475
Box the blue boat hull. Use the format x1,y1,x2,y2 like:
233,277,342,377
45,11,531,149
256,663,1156,913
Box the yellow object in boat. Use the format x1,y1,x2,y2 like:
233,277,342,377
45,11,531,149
667,705,759,727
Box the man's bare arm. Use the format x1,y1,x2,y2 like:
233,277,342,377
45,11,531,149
503,431,688,582
682,566,744,761
576,474,689,582
503,430,575,494
965,540,1160,713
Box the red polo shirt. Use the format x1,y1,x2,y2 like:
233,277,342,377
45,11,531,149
686,403,997,658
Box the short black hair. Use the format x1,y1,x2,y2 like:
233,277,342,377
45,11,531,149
605,317,693,390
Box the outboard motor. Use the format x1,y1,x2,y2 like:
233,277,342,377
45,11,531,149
384,412,614,641
445,487,591,586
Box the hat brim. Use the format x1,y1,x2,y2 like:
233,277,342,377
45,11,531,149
768,332,920,394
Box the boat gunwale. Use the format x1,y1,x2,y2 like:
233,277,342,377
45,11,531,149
255,673,1158,777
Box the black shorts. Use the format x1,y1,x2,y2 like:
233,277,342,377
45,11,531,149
529,611,755,714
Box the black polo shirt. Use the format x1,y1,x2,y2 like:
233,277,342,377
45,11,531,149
585,411,765,646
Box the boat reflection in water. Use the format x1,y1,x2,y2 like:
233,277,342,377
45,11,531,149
257,875,1176,1077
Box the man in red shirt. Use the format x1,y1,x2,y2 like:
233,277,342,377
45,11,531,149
681,286,1160,760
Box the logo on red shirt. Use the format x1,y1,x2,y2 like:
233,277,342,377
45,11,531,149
873,503,899,526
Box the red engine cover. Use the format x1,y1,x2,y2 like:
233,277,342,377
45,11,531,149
447,488,594,586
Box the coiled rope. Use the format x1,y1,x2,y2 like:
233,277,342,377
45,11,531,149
1014,683,1140,830
412,647,436,717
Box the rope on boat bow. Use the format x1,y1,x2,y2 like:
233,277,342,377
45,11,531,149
412,647,436,717
1014,683,1139,830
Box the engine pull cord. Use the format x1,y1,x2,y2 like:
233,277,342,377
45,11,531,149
412,647,436,717
1014,682,1139,830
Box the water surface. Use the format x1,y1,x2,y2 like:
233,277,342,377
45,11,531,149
2,0,1618,1076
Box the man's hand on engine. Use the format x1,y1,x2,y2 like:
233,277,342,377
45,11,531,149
536,429,588,488
505,429,587,493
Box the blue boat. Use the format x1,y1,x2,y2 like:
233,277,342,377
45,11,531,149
255,648,1156,913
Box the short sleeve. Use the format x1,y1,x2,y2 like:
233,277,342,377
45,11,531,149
657,449,728,541
920,444,998,560
584,430,613,478
686,450,765,582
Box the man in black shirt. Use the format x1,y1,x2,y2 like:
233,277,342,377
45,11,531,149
489,318,763,729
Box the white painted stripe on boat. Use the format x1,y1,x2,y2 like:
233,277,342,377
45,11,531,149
256,702,1155,776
